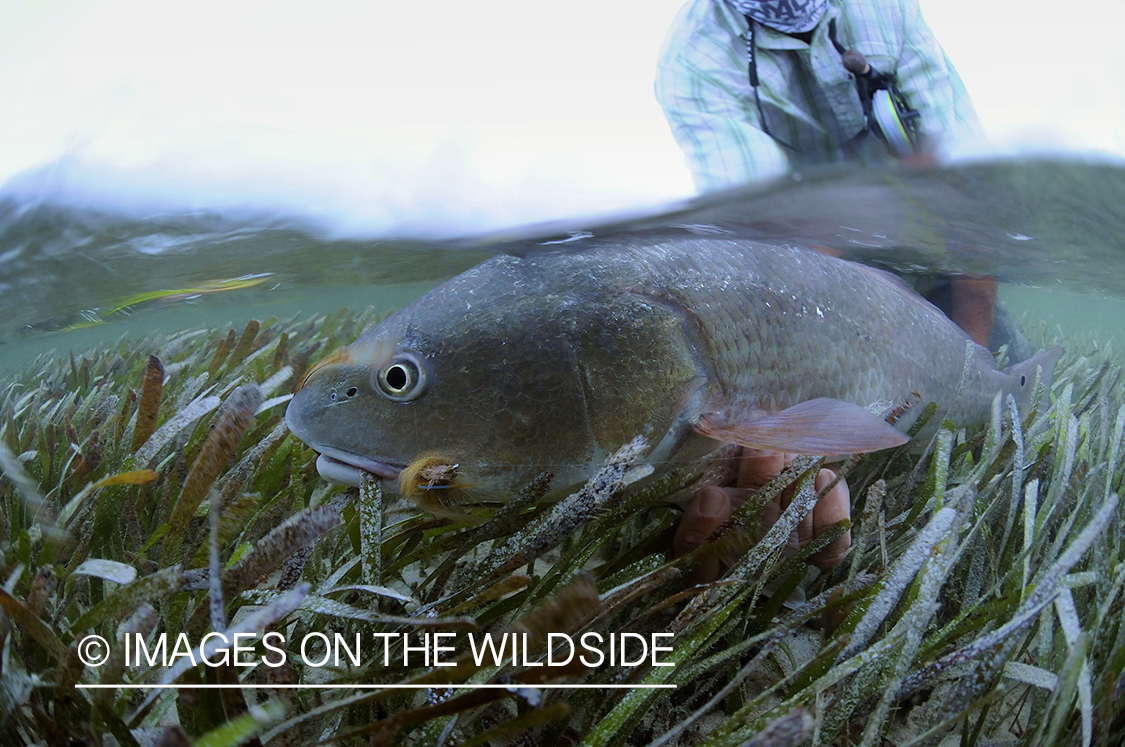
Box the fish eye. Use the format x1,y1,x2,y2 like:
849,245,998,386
375,352,428,401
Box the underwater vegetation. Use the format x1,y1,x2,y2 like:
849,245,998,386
0,311,1122,746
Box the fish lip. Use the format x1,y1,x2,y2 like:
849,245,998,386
285,399,401,482
314,444,403,482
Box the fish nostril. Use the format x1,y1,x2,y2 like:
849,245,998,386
346,387,358,398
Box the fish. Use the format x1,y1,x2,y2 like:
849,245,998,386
284,238,1062,497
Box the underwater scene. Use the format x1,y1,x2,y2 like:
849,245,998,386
0,158,1123,747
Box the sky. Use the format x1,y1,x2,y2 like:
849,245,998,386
0,0,1122,238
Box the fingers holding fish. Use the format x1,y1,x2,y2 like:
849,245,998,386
809,468,850,570
673,485,731,586
674,449,852,584
759,463,851,571
737,448,789,490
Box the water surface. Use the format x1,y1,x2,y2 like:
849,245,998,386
2,158,1124,372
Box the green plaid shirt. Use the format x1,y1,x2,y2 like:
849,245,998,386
656,0,981,191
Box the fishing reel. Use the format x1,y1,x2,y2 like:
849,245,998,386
842,49,923,157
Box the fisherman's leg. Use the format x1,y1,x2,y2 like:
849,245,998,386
950,275,997,348
920,273,1028,361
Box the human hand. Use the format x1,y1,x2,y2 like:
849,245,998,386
673,449,851,585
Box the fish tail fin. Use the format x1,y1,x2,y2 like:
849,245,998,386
1006,346,1064,412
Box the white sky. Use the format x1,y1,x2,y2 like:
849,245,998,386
0,0,1122,237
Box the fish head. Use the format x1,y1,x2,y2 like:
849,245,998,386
284,254,706,499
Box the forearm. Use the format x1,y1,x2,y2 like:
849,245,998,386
894,0,982,154
659,100,790,190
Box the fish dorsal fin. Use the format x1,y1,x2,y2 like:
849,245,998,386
694,398,911,455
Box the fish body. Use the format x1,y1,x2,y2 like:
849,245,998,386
285,239,1060,496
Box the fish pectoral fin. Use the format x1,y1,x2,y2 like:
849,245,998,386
694,398,911,455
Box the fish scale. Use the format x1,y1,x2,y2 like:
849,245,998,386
636,241,933,414
285,238,1061,497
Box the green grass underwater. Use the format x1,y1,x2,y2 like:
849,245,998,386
0,310,1122,747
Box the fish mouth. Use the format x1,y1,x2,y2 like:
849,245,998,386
312,445,403,487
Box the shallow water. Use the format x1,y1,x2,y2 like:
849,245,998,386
2,158,1124,373
1,157,1124,746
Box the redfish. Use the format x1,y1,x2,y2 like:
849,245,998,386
285,239,1060,495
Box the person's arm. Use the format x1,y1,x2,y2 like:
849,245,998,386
655,1,789,191
893,1,995,346
893,0,983,156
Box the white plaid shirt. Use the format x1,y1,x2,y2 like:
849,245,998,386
655,0,982,191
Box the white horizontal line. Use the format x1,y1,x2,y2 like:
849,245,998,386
76,683,675,690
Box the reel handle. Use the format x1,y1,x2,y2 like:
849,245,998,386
841,49,870,77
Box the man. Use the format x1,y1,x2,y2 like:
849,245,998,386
657,0,989,577
655,0,981,189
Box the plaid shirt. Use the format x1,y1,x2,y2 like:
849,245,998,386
655,0,981,191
